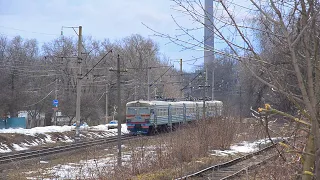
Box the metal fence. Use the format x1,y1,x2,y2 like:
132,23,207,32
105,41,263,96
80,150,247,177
0,117,26,129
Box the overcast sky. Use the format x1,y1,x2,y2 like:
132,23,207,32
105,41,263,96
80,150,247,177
0,0,211,71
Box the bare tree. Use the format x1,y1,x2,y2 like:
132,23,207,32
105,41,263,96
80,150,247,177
0,33,182,127
146,0,320,179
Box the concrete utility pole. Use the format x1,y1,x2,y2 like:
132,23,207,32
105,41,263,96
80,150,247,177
75,26,82,141
200,71,210,119
212,69,214,100
147,57,150,101
180,59,183,100
54,77,58,125
239,85,242,122
105,83,109,124
134,83,137,101
116,55,121,167
203,70,207,118
110,54,127,167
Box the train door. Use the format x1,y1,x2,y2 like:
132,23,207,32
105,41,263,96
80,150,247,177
183,103,186,123
150,108,156,127
196,103,199,120
168,104,172,130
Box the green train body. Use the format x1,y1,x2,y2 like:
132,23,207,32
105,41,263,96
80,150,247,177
126,100,223,135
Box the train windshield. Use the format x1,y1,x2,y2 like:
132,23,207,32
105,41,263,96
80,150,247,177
127,108,137,115
138,107,149,115
127,107,149,115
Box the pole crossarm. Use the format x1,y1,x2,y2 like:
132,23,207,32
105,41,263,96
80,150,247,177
109,68,127,72
198,85,211,88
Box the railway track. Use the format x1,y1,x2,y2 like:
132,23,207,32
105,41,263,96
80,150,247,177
177,143,278,180
0,134,134,165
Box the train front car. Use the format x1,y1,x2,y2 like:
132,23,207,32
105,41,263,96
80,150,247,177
126,101,152,135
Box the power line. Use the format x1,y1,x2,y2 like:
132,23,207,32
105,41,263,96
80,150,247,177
23,79,57,92
23,90,54,107
171,54,214,62
0,25,60,36
150,65,173,87
180,71,203,91
81,49,113,79
126,65,172,70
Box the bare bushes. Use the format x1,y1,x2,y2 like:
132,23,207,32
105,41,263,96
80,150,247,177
168,117,238,161
208,117,237,150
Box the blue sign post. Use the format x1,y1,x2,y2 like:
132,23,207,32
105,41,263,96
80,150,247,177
53,99,59,107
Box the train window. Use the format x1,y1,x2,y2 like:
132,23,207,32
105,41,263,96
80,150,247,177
158,109,163,116
127,108,137,115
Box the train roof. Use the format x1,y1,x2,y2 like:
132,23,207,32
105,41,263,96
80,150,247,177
126,100,223,107
126,100,170,106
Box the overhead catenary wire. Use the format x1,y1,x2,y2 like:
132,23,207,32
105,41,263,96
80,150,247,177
180,71,203,91
149,65,174,87
81,49,113,79
23,78,60,92
125,65,172,70
0,25,60,36
23,90,54,107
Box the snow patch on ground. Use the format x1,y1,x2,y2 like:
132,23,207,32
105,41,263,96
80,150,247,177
0,143,12,153
63,136,73,143
0,124,129,153
12,143,29,151
212,137,285,156
45,135,55,143
0,126,74,135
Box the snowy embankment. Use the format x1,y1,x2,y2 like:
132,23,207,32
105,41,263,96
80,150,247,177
24,137,285,180
0,124,129,153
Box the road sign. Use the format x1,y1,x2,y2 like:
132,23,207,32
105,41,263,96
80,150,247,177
52,107,58,111
53,99,59,107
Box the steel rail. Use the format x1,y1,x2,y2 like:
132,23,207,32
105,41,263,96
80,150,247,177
176,143,277,180
0,134,134,165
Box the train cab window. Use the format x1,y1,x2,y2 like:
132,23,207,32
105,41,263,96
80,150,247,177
127,108,137,115
138,107,149,115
